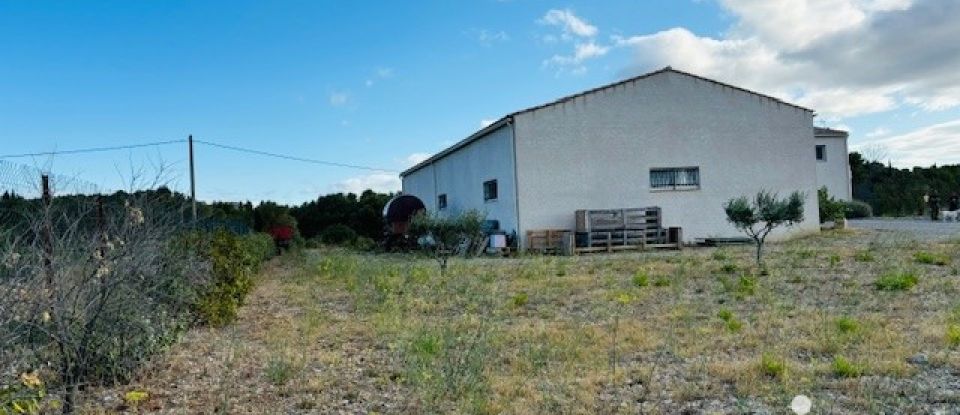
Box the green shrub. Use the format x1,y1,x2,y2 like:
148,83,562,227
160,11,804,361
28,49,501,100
759,353,786,379
632,271,649,287
914,251,950,266
320,224,358,245
874,271,919,291
242,232,276,262
947,325,960,348
843,200,873,219
832,356,864,378
351,236,377,251
190,230,273,326
818,187,845,223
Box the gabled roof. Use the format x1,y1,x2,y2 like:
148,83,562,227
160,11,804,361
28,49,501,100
814,127,849,138
401,67,815,177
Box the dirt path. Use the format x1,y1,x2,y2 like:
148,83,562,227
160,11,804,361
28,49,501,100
81,254,412,414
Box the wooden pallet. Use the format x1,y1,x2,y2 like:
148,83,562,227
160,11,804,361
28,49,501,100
526,229,569,254
576,207,662,232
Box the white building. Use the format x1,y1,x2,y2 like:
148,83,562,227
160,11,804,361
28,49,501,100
814,127,853,201
401,67,851,246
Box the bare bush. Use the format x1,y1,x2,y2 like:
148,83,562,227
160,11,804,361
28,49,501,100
0,186,207,413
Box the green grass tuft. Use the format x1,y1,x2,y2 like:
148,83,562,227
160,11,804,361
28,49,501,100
854,250,875,262
511,292,529,308
947,325,960,348
874,271,919,291
632,271,649,287
914,251,950,266
264,357,298,386
831,356,864,378
653,276,671,287
759,353,786,379
835,316,860,334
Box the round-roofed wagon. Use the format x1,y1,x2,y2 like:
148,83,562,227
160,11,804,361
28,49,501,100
381,194,425,250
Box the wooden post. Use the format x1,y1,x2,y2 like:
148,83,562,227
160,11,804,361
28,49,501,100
41,175,53,284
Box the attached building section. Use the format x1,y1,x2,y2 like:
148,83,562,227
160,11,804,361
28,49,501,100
401,123,519,235
814,127,853,201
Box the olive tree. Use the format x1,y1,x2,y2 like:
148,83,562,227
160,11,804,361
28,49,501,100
723,190,805,266
408,210,484,277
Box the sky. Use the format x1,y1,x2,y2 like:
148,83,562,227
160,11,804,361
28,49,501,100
1,0,958,204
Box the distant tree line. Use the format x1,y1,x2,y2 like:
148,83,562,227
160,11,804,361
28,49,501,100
849,152,960,217
1,187,395,243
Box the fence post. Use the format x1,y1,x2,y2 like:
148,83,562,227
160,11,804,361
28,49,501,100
41,174,53,285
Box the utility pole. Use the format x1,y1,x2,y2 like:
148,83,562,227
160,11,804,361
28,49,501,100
189,134,197,223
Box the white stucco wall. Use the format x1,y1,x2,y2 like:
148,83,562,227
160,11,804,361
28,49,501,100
512,70,821,244
815,135,852,201
401,124,519,236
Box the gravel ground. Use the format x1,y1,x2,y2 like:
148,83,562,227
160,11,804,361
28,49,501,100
849,218,960,241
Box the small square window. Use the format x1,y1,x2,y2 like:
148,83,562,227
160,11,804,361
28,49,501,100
483,180,498,201
816,145,827,161
437,194,447,210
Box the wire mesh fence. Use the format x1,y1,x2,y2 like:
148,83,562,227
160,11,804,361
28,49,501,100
0,160,104,199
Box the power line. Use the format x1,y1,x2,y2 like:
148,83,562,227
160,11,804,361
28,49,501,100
0,137,398,173
194,139,397,173
0,139,187,159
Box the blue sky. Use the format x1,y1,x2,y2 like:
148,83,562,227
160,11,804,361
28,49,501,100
1,0,958,203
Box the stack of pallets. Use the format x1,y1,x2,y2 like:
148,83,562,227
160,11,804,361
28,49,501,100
574,207,681,253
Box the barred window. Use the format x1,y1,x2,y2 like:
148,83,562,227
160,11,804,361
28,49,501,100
650,167,700,190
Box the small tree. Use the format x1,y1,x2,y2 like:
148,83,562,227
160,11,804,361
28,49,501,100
724,190,805,266
408,210,484,276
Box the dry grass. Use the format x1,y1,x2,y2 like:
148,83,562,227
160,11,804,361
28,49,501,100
82,229,960,413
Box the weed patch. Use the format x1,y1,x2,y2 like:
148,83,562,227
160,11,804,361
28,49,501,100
759,353,786,379
632,271,649,287
914,251,950,266
874,271,919,291
832,356,864,378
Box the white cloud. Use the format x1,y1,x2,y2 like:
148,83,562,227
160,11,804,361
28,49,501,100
333,173,401,194
538,9,607,72
860,119,960,167
365,67,395,87
866,127,890,138
603,0,960,117
539,9,597,38
471,29,510,46
329,91,350,107
480,119,496,128
404,152,430,166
